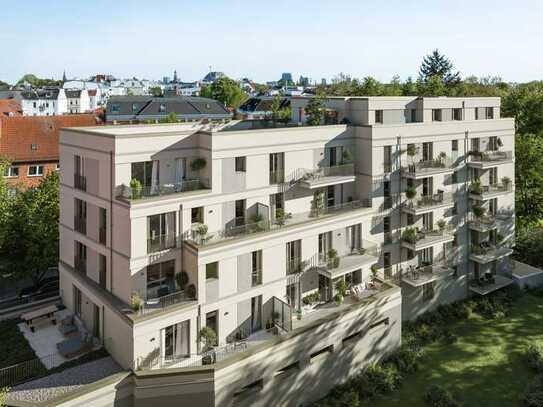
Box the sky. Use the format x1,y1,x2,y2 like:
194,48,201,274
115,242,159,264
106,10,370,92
2,0,543,84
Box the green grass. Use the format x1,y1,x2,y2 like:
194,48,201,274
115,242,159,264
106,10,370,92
369,294,543,407
0,319,38,369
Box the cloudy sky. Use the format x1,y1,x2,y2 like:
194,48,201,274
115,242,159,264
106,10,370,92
2,0,542,84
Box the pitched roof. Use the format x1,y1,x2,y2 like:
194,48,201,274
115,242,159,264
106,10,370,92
0,100,23,117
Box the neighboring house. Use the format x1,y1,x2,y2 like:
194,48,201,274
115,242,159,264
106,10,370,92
105,96,231,123
164,82,201,97
0,99,23,117
65,89,91,114
201,71,225,85
237,96,290,119
0,114,101,190
56,95,515,405
20,88,67,116
63,80,109,107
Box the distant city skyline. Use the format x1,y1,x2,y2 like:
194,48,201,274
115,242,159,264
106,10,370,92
2,0,543,85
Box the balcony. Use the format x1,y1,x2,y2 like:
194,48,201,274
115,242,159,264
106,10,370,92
470,242,514,264
116,178,210,201
401,158,454,179
402,191,454,215
147,234,176,253
468,213,510,233
315,243,380,280
73,174,87,191
401,227,455,251
188,199,373,248
139,290,195,316
468,150,513,168
298,164,355,189
401,262,455,287
469,181,513,200
469,274,514,295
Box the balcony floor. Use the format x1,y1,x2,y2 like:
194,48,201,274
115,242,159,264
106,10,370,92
402,265,455,287
299,175,356,189
470,247,514,264
401,232,455,251
469,275,514,295
316,253,379,279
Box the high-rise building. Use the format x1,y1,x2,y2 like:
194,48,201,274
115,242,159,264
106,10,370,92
58,96,514,405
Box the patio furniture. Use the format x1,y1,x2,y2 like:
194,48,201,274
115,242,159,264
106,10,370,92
21,304,58,333
58,314,78,336
57,332,93,358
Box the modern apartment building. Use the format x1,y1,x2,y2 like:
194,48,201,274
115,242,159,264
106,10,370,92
57,96,514,406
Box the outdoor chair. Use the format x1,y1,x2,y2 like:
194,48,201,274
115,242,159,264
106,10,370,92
57,332,93,358
58,315,77,336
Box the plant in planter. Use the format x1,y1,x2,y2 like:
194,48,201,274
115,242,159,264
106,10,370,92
327,249,340,269
199,327,217,365
341,149,353,164
402,227,418,244
501,176,511,189
190,157,207,172
335,279,347,297
357,247,367,255
186,284,197,299
470,179,482,194
438,151,447,166
195,224,208,242
129,178,143,199
312,190,326,217
334,292,343,306
275,208,292,226
406,144,418,160
371,264,379,281
131,293,143,312
472,205,486,220
175,271,189,291
405,186,417,201
437,219,447,233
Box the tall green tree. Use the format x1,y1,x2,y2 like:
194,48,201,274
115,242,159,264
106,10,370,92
149,86,163,97
419,49,460,85
305,91,326,126
2,172,59,286
0,157,12,251
515,133,543,225
200,77,248,109
271,96,291,124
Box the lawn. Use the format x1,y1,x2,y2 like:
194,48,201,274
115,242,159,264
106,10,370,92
0,319,39,369
368,294,543,407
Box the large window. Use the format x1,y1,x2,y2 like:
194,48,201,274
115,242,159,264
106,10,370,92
235,157,246,172
383,146,392,173
74,198,87,235
432,109,442,122
4,166,19,178
251,251,262,286
206,262,219,280
375,109,383,124
28,165,44,176
486,107,494,119
147,260,175,298
131,161,157,188
147,212,176,253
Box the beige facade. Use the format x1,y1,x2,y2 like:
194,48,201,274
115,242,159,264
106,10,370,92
58,96,515,406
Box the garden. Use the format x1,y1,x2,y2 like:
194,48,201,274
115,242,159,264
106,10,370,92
313,288,543,407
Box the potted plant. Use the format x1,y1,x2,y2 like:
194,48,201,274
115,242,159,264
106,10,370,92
437,219,447,233
312,190,326,217
501,176,511,189
190,157,207,172
131,293,143,312
472,205,486,220
334,292,343,306
196,224,208,242
199,327,217,365
327,249,339,269
402,227,418,244
470,179,482,195
186,284,197,299
405,186,417,201
371,264,379,282
129,178,143,199
175,271,189,290
275,208,292,226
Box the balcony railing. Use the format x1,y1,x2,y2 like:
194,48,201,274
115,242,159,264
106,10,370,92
269,170,285,185
74,174,87,191
468,213,510,231
468,150,513,164
469,182,513,196
147,234,176,253
74,216,86,235
403,191,454,212
401,227,455,248
401,261,455,287
116,178,210,200
401,157,453,177
471,241,513,257
188,199,373,247
300,164,355,181
139,290,194,315
317,242,380,270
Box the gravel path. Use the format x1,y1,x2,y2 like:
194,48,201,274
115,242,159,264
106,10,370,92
7,357,123,403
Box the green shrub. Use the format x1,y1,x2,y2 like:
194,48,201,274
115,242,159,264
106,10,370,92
357,363,402,399
523,375,543,407
384,345,425,373
424,384,460,407
526,345,543,373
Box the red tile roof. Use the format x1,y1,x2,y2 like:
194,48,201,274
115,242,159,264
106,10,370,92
0,100,23,117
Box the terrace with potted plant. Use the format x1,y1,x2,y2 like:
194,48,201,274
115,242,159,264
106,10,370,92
402,185,454,215
298,149,356,189
468,177,513,200
400,145,454,179
400,222,455,251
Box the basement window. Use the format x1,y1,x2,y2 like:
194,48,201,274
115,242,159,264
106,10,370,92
310,345,333,363
274,361,300,378
369,318,390,331
233,379,263,399
342,330,363,346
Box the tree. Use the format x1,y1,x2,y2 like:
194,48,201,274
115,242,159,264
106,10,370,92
305,91,326,126
149,86,163,97
0,80,10,90
159,112,179,123
515,133,543,225
200,77,248,109
419,49,460,86
0,157,13,251
0,387,9,407
416,75,447,96
15,74,62,88
271,96,291,124
2,171,59,286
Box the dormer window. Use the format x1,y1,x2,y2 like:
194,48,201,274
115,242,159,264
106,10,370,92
132,103,138,112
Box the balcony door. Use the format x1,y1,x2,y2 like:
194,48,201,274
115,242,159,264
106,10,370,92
326,146,342,167
162,320,190,362
422,177,433,196
417,247,433,266
318,232,332,260
286,240,301,274
175,158,187,184
148,212,176,252
422,142,433,161
348,224,362,252
422,212,433,231
251,295,262,333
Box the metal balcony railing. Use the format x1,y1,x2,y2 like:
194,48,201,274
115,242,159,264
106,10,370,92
404,191,454,211
468,150,513,163
300,164,355,181
139,290,194,315
469,182,513,196
116,178,210,200
401,157,453,176
147,234,176,253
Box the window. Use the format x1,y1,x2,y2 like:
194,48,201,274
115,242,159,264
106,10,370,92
452,139,458,153
99,254,107,289
432,109,442,121
147,212,176,253
452,108,462,121
191,207,204,224
28,165,44,176
235,156,246,172
147,260,175,298
99,207,107,244
235,199,246,225
407,213,414,226
131,161,155,187
31,143,38,150
383,145,392,173
251,251,262,286
33,102,37,108
452,202,458,216
375,109,383,124
74,241,87,274
451,171,458,184
4,166,19,177
327,185,335,207
369,318,390,330
159,103,166,113
132,103,139,112
310,345,333,363
486,107,494,119
206,262,218,280
74,198,87,234
73,286,82,316
111,104,120,113
410,109,417,123
422,282,435,301
384,216,391,233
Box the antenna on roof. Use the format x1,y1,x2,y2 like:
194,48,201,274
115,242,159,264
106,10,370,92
209,65,212,72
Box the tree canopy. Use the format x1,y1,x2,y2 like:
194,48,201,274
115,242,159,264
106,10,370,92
305,90,326,126
200,77,248,109
419,49,460,85
16,74,62,88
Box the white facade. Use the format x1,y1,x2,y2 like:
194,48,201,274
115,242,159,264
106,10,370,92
58,96,515,405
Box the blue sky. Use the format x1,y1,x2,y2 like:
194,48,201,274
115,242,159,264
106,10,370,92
2,0,542,84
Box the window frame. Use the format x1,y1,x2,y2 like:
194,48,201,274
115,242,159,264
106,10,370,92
375,109,383,124
27,165,44,177
4,166,19,178
432,109,442,122
235,156,246,172
206,262,219,280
